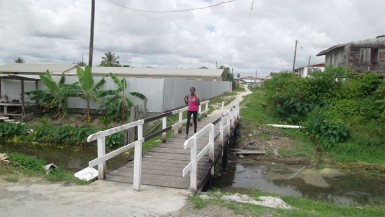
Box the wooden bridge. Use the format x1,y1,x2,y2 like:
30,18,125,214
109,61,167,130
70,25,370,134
85,101,240,194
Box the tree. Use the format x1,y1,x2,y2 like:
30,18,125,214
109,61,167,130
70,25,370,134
76,66,106,122
99,52,121,67
27,71,79,118
15,57,25,63
98,73,146,122
219,65,234,82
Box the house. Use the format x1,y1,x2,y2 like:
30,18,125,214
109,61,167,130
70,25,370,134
0,64,230,115
295,63,325,78
240,76,264,87
317,35,385,73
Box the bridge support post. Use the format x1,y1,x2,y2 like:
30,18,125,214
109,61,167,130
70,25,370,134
178,111,183,134
133,124,143,191
190,137,197,193
219,115,224,146
221,140,228,172
162,117,167,143
209,124,215,162
97,138,106,180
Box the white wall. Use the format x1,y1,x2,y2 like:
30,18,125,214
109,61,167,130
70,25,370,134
2,75,231,113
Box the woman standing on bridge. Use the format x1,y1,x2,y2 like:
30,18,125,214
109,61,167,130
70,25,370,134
184,87,200,139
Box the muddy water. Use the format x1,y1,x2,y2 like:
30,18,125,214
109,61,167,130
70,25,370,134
0,142,131,172
212,162,385,205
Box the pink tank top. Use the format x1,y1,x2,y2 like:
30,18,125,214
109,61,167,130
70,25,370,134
187,95,199,111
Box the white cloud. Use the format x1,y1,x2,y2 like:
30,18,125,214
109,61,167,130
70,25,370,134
0,0,384,77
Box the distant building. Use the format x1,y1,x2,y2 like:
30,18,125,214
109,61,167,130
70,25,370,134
317,35,385,73
295,63,325,78
240,76,264,87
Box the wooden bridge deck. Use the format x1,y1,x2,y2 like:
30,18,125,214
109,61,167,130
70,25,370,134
105,115,232,190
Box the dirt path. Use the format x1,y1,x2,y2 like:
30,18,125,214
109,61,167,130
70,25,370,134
0,180,188,217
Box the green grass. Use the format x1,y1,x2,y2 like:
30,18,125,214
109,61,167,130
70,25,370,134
0,152,89,185
234,86,246,92
190,190,385,217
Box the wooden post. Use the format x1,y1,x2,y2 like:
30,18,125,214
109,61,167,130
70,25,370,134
162,116,167,143
35,80,38,105
20,78,25,121
125,106,137,145
178,110,183,133
133,124,143,190
143,99,147,118
190,137,197,193
219,115,224,146
226,113,231,136
97,137,106,180
198,103,202,121
209,124,214,163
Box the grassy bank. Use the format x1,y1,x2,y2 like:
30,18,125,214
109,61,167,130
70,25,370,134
190,190,385,217
239,87,385,175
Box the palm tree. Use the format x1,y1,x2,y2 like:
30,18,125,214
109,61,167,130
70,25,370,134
15,57,25,63
76,66,106,122
99,52,121,67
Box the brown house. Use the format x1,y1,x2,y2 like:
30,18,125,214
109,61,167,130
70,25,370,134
317,35,385,73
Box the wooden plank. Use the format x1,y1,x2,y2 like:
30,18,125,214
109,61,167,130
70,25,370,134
231,149,267,155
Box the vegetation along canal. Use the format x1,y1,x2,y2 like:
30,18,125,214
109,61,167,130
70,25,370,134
0,142,129,172
210,157,385,206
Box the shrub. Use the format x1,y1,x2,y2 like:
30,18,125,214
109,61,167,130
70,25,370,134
304,108,349,149
0,123,29,139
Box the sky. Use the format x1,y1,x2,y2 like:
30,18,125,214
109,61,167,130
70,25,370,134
0,0,384,77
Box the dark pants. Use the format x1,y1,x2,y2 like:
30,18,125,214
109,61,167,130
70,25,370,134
186,111,198,135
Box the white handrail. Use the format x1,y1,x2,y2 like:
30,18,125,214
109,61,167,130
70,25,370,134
183,102,240,193
182,123,215,192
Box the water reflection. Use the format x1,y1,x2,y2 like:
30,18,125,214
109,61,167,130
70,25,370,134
0,142,130,172
214,162,385,205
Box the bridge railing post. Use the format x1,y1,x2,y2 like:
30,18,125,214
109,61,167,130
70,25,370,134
219,114,224,146
97,137,106,180
209,124,215,175
190,137,197,192
133,123,143,191
226,112,231,136
178,110,183,133
162,117,167,143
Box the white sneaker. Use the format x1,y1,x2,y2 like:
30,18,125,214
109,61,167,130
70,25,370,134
185,135,188,139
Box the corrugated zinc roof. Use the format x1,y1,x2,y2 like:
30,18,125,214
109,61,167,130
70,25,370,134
0,63,77,73
69,67,224,78
317,36,385,56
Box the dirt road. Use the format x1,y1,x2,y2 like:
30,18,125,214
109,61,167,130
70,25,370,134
0,180,188,217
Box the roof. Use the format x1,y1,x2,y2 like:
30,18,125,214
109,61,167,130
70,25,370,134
0,74,40,81
66,67,224,79
317,35,385,56
0,63,77,74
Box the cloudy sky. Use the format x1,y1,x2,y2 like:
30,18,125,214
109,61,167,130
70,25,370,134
0,0,384,77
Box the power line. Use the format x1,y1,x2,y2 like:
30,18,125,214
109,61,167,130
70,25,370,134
105,0,205,37
106,0,237,13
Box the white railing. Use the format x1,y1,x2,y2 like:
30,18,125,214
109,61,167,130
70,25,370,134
182,102,240,193
87,119,144,190
182,124,215,193
84,100,210,191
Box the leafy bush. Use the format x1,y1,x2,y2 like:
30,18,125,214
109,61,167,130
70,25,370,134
31,124,95,145
304,108,349,149
0,123,29,138
7,152,45,173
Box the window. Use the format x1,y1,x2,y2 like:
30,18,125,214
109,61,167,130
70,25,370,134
378,49,385,62
360,48,371,63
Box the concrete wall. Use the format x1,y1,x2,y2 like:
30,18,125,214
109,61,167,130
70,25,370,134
1,75,231,113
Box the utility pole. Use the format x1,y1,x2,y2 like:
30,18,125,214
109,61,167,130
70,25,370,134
308,55,311,67
216,60,218,69
88,0,95,69
292,39,298,72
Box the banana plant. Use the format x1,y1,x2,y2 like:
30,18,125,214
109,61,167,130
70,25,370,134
27,70,79,118
76,66,106,122
98,72,146,122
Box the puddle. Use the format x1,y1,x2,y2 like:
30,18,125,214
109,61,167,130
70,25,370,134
212,162,385,205
0,142,130,172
